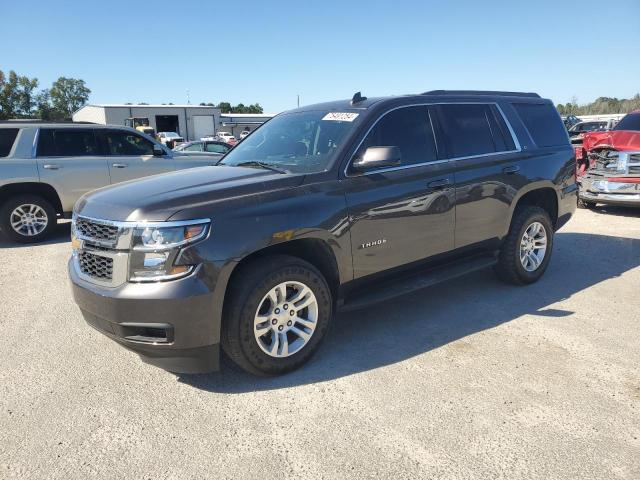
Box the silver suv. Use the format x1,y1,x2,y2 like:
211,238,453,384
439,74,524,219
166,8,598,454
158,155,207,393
0,123,223,243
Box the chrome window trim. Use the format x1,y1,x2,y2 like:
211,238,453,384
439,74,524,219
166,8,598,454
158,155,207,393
31,127,40,158
344,102,522,177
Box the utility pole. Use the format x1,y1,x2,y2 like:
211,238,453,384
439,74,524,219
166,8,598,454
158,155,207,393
187,89,191,105
297,94,300,108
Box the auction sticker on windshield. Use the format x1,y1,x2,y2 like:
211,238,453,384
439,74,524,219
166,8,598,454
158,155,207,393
322,112,359,122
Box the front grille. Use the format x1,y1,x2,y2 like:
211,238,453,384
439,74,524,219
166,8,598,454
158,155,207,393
76,218,118,243
79,251,113,280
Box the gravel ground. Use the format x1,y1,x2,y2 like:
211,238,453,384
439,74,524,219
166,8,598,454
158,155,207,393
0,207,639,479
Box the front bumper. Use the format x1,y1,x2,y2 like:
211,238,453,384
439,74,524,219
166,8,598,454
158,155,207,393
69,259,229,373
579,175,640,206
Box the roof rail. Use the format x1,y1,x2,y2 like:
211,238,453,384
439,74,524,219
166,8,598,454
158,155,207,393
422,90,541,98
0,119,96,124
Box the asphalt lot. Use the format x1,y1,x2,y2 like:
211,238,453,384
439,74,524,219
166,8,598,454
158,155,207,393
0,207,639,479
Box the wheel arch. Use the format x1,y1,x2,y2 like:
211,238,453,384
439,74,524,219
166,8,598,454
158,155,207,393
227,237,341,300
0,182,64,215
505,183,559,235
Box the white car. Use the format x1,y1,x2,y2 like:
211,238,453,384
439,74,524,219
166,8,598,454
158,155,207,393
215,131,237,144
157,132,184,147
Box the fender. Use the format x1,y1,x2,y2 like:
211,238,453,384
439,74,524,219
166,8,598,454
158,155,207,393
502,180,560,237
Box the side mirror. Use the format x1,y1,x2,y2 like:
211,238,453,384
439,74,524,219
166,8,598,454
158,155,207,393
352,146,401,172
153,145,165,157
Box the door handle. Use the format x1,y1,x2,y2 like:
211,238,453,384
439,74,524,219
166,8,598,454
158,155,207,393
112,163,128,168
43,164,60,170
427,178,450,189
502,165,520,174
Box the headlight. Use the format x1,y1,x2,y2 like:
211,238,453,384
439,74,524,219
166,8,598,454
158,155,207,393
129,220,210,282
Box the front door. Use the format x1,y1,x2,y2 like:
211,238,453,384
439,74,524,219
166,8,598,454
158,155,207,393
344,105,455,279
35,128,111,212
98,129,174,184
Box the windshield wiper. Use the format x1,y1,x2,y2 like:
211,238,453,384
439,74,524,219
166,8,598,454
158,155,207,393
235,161,289,174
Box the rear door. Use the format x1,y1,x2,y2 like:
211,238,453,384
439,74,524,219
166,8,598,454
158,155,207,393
435,103,522,248
344,105,456,279
36,128,111,212
98,129,174,184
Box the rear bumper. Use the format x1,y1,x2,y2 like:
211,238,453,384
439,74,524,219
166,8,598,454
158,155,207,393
69,259,230,373
579,176,640,206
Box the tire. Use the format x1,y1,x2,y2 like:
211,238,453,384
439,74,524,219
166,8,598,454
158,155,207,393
221,255,333,376
495,206,554,285
577,198,596,209
0,195,57,244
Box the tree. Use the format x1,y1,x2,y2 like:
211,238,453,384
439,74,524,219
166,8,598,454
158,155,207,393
213,101,263,114
49,76,90,119
0,70,41,119
216,101,232,113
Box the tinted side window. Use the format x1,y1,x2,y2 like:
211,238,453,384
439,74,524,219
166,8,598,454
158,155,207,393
0,128,19,157
205,143,230,153
488,105,516,152
184,143,203,152
360,105,437,166
37,129,99,157
613,113,640,131
102,130,154,155
513,103,568,147
438,104,501,157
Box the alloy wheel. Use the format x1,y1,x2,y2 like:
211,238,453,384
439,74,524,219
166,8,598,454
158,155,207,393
519,221,547,272
254,281,318,358
10,204,49,237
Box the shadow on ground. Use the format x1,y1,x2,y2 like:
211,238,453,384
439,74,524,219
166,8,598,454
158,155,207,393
179,231,639,393
0,221,71,249
589,205,640,218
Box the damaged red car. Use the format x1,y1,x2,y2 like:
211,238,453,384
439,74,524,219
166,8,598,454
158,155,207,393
577,110,640,208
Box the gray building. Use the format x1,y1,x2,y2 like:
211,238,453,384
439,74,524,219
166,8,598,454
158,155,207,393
218,113,275,138
73,104,221,141
73,105,276,141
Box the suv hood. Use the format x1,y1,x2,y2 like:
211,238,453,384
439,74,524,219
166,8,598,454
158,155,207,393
75,165,305,221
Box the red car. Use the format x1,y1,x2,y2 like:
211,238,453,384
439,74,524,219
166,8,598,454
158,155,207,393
577,110,640,208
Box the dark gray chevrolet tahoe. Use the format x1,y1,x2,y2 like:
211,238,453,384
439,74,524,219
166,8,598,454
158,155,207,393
69,91,577,376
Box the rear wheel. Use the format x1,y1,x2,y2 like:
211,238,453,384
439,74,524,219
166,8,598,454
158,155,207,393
0,195,56,243
495,206,554,285
222,255,333,376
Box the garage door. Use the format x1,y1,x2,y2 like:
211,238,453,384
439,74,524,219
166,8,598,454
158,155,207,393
193,116,215,141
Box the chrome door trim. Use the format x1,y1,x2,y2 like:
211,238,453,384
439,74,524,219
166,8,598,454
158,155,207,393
344,102,522,177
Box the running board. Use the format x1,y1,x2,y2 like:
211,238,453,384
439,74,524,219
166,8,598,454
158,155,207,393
340,255,497,312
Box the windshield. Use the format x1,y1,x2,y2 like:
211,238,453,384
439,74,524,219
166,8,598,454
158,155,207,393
219,110,360,174
613,113,640,131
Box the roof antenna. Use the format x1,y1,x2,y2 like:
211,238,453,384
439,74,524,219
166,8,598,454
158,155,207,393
351,91,367,105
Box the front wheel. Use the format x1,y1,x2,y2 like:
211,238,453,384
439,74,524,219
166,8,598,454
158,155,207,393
222,255,333,376
0,195,57,244
495,206,554,285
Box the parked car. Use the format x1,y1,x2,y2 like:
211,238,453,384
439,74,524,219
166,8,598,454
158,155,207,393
0,123,222,243
577,110,640,208
157,131,184,148
562,114,581,130
214,131,238,145
69,90,576,376
173,140,232,155
568,121,608,145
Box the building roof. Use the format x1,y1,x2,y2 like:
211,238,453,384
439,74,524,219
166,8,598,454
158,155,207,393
83,104,219,109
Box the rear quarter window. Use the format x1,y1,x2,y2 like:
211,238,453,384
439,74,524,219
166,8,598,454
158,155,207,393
513,103,569,147
0,128,19,157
